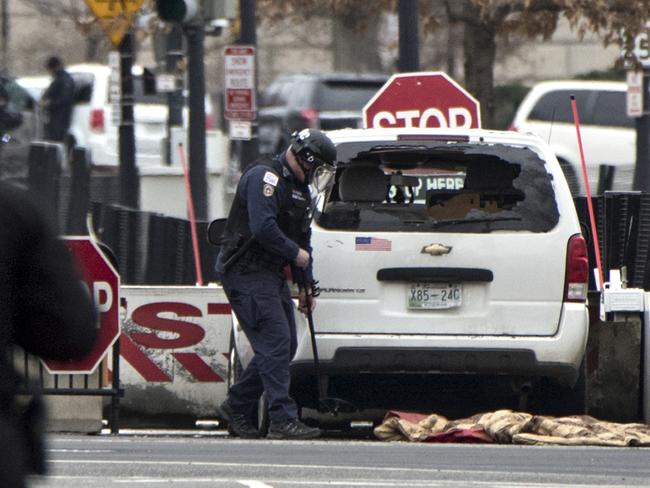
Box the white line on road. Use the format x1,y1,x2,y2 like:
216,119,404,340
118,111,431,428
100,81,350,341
48,449,113,453
237,481,274,488
33,475,641,488
47,458,449,475
45,459,645,487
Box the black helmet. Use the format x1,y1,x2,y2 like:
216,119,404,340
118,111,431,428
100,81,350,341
290,128,336,169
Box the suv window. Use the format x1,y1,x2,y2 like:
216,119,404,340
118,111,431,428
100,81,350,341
283,80,314,109
529,90,592,123
2,79,34,111
261,77,303,107
315,81,387,111
592,90,633,128
70,73,95,104
132,76,167,104
317,141,559,233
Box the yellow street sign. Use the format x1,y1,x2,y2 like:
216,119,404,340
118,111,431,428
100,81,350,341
84,0,145,47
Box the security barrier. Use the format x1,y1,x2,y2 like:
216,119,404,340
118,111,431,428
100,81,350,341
575,192,650,290
13,341,123,434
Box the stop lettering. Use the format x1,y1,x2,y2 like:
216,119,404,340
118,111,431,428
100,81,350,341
363,71,481,129
41,237,120,375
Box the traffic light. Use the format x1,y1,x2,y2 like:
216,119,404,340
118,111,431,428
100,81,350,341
155,0,199,23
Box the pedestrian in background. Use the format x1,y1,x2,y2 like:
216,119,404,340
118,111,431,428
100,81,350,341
41,56,75,145
0,181,97,487
215,128,336,440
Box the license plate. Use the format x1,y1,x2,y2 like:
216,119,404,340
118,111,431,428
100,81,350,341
407,283,462,310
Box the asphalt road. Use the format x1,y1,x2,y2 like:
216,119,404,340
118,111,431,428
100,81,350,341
29,430,650,488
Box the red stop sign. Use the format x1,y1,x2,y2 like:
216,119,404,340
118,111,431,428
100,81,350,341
42,237,121,374
363,71,481,129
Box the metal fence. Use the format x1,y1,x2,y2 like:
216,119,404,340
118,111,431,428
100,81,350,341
13,342,122,434
575,192,650,291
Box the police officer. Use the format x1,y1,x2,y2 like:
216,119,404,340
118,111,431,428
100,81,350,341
41,56,75,144
216,128,336,440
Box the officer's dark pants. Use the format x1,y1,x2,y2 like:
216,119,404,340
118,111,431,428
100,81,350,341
222,270,298,424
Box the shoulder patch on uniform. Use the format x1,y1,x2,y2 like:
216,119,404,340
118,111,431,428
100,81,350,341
263,184,275,197
263,171,279,187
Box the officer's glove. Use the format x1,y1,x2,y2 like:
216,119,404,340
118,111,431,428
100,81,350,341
294,248,311,269
298,286,317,315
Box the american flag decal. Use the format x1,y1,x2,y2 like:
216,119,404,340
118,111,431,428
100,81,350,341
355,237,392,251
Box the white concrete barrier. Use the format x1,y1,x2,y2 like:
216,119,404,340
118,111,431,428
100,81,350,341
140,129,232,220
117,285,232,417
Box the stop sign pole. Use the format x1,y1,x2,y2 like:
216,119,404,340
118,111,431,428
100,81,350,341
42,237,121,375
363,71,481,129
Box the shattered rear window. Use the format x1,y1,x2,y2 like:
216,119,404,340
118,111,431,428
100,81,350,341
316,140,559,233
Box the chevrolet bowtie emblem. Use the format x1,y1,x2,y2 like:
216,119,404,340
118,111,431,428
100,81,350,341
421,243,452,256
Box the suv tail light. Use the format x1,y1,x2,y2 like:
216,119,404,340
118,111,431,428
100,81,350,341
90,108,105,133
205,113,215,130
300,108,319,128
564,234,588,302
508,124,518,132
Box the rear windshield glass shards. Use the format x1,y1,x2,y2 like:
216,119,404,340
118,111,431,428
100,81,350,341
317,140,560,233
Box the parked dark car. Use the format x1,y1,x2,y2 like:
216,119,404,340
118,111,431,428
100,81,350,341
257,72,388,154
0,77,39,178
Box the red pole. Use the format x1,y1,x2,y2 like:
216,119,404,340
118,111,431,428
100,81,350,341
178,142,204,286
570,95,604,290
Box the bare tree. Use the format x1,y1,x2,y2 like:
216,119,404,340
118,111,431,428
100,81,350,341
258,0,390,72
21,0,111,61
258,0,650,128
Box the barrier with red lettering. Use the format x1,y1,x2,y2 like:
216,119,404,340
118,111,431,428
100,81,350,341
116,285,232,416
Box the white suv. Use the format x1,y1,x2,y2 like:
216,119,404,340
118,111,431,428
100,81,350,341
510,80,633,195
67,64,215,168
230,127,590,421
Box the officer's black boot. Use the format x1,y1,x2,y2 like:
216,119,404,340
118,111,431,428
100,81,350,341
267,418,321,440
216,400,260,439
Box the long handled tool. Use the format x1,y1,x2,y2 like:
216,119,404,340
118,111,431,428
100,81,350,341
301,272,356,415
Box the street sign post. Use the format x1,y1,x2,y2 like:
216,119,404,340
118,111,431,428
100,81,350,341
42,238,121,375
633,22,650,68
84,0,145,48
631,24,650,191
627,70,644,118
108,51,122,126
363,71,481,129
224,45,256,121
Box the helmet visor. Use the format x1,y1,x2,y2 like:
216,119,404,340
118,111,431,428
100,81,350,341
311,164,335,193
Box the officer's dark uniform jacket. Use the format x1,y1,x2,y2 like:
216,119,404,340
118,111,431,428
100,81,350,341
216,154,314,287
42,68,75,142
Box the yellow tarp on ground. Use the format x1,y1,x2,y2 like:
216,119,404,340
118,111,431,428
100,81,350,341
374,409,650,446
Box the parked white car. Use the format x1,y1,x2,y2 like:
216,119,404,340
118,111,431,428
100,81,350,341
15,75,50,102
230,126,590,424
510,80,634,194
66,63,215,168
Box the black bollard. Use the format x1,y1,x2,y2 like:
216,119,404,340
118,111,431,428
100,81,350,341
27,141,63,231
66,146,92,235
